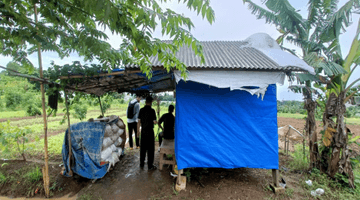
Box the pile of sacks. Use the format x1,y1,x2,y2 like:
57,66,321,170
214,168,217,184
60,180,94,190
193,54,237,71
90,115,126,171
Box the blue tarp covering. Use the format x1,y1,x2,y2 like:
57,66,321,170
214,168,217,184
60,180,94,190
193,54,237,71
175,81,278,170
62,122,109,179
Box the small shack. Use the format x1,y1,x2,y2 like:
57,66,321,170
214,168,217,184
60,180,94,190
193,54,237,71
61,33,314,189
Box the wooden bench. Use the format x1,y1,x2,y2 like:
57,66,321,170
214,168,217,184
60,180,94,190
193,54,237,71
159,139,176,170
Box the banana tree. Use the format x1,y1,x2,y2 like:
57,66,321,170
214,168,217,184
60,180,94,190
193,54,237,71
243,0,359,171
320,19,360,189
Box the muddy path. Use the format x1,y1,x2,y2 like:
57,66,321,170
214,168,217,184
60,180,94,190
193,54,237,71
76,146,275,200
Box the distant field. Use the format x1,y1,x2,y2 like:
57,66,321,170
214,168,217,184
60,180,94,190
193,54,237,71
278,113,360,125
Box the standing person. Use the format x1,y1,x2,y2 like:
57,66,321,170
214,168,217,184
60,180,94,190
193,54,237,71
158,105,175,150
127,95,141,150
137,96,157,170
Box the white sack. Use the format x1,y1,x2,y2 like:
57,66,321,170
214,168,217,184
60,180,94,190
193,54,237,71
116,120,125,129
100,147,112,161
102,137,113,150
110,144,117,152
117,129,124,136
115,137,123,147
111,152,120,163
111,123,120,133
116,147,123,157
104,124,113,137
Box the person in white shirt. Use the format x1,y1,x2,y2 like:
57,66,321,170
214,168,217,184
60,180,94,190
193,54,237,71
126,95,141,150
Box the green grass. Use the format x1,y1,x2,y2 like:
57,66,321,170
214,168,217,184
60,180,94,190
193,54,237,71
346,117,360,125
289,144,309,171
24,166,42,183
0,110,27,119
277,113,306,119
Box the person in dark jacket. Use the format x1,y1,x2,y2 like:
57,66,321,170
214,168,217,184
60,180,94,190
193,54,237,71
137,96,157,170
158,105,175,150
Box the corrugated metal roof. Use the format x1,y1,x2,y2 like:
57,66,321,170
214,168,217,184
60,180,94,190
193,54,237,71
128,41,306,71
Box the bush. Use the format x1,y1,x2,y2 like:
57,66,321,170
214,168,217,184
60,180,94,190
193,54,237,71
73,103,87,121
4,90,23,110
26,104,42,116
0,121,31,160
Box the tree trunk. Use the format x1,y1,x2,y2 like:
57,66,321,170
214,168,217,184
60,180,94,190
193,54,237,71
323,92,354,188
304,98,319,169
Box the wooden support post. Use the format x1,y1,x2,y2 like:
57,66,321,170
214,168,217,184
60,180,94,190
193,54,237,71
34,5,49,198
270,169,284,194
175,169,186,192
98,96,104,116
64,91,73,176
272,169,279,187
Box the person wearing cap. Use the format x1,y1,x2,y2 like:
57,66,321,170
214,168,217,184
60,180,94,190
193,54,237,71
127,95,141,150
137,96,157,170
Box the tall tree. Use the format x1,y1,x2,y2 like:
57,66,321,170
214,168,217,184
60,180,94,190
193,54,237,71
0,0,215,76
243,0,359,186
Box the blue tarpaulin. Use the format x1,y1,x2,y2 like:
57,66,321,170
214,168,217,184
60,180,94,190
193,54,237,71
175,81,278,170
62,122,109,179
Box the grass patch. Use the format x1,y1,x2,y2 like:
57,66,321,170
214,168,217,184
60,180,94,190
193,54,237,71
277,113,306,119
29,133,64,155
299,167,360,199
289,144,309,171
346,117,360,125
24,166,42,183
0,110,27,119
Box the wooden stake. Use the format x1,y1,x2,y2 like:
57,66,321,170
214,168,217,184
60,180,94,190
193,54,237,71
34,5,49,198
98,96,104,116
272,169,279,187
64,91,73,176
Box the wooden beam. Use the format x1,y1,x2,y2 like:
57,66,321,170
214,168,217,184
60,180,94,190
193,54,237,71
59,70,142,80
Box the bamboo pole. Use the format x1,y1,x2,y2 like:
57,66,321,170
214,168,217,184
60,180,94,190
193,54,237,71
98,96,104,116
34,5,50,198
64,91,73,176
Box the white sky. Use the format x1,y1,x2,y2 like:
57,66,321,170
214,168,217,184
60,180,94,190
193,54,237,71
1,0,359,100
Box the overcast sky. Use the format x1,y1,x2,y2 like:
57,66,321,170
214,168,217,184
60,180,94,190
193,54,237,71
1,0,359,101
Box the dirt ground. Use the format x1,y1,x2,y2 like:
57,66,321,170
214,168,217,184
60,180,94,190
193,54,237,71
1,116,359,199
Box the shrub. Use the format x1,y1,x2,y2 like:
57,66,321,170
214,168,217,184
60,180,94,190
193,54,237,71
4,90,22,110
72,103,87,121
0,121,31,160
26,104,42,116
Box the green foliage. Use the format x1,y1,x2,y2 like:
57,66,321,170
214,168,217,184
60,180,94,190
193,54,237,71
26,103,42,116
277,100,305,114
4,90,23,110
346,106,360,118
25,166,42,183
0,121,31,160
1,0,215,79
72,103,88,121
289,143,309,171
